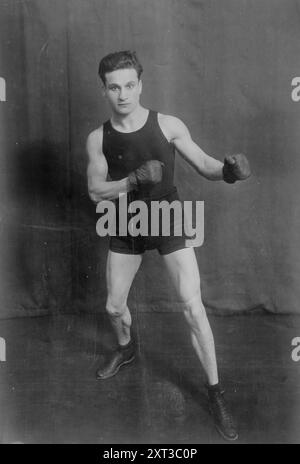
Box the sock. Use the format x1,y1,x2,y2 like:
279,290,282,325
206,382,223,392
118,339,134,351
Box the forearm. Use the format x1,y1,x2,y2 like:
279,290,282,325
175,138,224,181
89,177,131,202
187,148,224,181
200,156,224,181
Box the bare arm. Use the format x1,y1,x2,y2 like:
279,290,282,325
161,115,224,181
86,128,131,202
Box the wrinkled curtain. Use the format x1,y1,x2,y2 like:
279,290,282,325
0,0,300,318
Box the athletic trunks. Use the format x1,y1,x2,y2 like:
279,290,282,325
109,188,197,255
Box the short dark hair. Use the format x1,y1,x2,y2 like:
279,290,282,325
98,50,143,84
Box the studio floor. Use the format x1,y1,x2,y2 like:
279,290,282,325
0,311,299,444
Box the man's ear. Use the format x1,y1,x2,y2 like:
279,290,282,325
139,79,143,94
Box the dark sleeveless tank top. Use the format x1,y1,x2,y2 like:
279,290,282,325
102,110,176,200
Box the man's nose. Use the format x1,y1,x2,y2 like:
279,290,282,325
119,87,128,100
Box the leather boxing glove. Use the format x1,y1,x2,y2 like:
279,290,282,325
223,154,251,184
128,160,164,190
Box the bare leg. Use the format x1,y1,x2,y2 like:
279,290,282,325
162,247,238,440
162,247,218,385
106,250,142,346
96,251,143,380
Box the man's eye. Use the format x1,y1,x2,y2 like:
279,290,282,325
110,87,118,91
127,83,135,89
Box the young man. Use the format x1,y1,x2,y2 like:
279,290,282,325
86,51,251,441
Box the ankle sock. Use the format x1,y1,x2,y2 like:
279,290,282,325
207,382,223,392
118,339,134,351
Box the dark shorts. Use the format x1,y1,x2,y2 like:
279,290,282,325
110,234,191,255
109,188,197,256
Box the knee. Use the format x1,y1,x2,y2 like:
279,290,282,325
183,289,207,323
178,274,201,307
182,287,201,310
106,295,127,318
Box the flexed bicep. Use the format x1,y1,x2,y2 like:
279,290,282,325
86,128,131,202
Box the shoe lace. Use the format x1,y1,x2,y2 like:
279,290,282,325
212,391,235,427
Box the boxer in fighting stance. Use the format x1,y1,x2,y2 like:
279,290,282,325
86,51,251,441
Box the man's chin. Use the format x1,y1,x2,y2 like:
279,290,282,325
113,106,134,117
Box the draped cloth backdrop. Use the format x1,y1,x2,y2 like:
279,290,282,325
0,0,300,318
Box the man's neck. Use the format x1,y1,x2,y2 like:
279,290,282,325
111,106,149,133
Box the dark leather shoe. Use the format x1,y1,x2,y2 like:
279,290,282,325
96,341,135,380
207,385,238,441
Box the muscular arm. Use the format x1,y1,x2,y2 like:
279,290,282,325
86,128,131,202
161,115,224,181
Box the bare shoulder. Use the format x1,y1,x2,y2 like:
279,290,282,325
157,113,189,142
86,126,103,158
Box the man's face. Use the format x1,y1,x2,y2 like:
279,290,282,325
103,68,142,115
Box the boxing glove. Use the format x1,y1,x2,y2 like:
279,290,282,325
223,154,251,184
128,160,164,190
